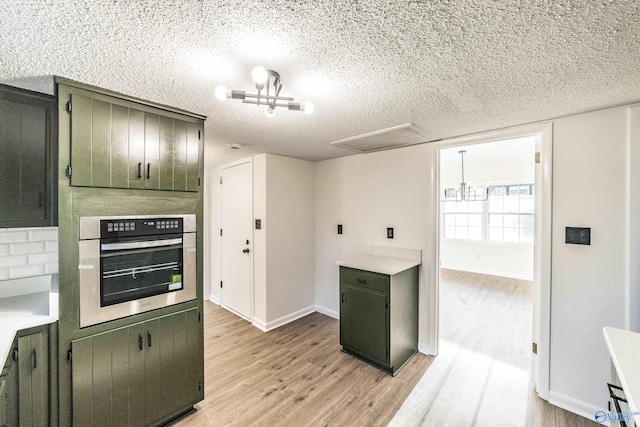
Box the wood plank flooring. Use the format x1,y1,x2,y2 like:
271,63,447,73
174,270,596,426
390,269,596,427
173,302,434,426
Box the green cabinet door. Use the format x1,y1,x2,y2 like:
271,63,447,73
1,348,19,427
185,122,200,192
72,323,148,427
340,283,389,364
111,104,131,189
158,116,175,191
144,113,160,190
128,109,146,190
147,308,203,422
169,311,199,418
0,85,55,228
69,93,94,187
17,330,48,427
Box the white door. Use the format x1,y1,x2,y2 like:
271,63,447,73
221,162,252,320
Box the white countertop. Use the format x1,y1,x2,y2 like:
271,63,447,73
337,254,421,275
0,276,58,367
603,326,640,423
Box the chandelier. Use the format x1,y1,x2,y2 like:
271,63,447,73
215,66,314,116
442,150,489,202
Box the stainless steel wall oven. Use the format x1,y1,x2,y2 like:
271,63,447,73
78,214,196,328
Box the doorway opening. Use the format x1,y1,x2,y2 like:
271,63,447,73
431,122,553,408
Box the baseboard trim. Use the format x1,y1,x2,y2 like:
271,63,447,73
548,390,602,425
252,317,268,332
441,266,533,281
252,305,316,332
418,342,434,355
208,295,220,305
315,305,339,319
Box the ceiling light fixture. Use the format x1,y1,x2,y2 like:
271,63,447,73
215,66,314,116
442,150,489,202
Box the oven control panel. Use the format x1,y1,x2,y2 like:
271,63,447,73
100,217,183,237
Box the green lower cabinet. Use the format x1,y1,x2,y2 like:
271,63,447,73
71,307,203,426
0,350,18,427
0,325,51,427
339,266,419,376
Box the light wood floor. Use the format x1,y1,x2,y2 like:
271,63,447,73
390,269,596,427
174,270,596,426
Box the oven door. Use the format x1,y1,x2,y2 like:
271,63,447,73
79,232,196,328
100,235,184,306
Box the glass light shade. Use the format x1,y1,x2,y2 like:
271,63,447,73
302,101,314,115
252,66,268,85
215,85,229,101
266,104,276,116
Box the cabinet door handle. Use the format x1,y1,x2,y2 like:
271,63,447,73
137,162,142,179
356,279,367,285
147,331,152,348
138,334,143,351
341,292,345,303
38,191,44,208
146,163,151,180
32,349,37,370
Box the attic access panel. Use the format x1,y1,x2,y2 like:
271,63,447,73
330,123,427,154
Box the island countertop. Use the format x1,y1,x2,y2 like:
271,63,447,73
337,254,420,275
603,326,640,424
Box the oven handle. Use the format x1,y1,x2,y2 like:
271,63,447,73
101,238,183,252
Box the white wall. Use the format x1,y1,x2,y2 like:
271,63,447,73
630,106,640,332
548,106,628,416
314,143,437,350
209,154,315,329
440,241,533,280
253,156,267,323
264,154,315,324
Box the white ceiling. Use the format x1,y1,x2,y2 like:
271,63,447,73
1,1,639,168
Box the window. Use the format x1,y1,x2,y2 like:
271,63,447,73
442,183,534,244
487,184,534,243
442,187,484,241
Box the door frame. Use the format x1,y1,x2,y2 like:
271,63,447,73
219,157,254,322
431,121,553,400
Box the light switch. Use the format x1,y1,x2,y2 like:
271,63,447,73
337,224,343,234
255,219,261,230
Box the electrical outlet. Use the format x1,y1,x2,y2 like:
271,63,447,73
387,227,394,239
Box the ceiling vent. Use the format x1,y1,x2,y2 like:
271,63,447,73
330,123,427,153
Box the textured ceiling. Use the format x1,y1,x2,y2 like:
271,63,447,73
1,0,639,167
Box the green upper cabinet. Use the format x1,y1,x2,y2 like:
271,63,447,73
0,84,57,228
63,81,204,192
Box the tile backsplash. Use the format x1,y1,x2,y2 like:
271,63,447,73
0,227,58,281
